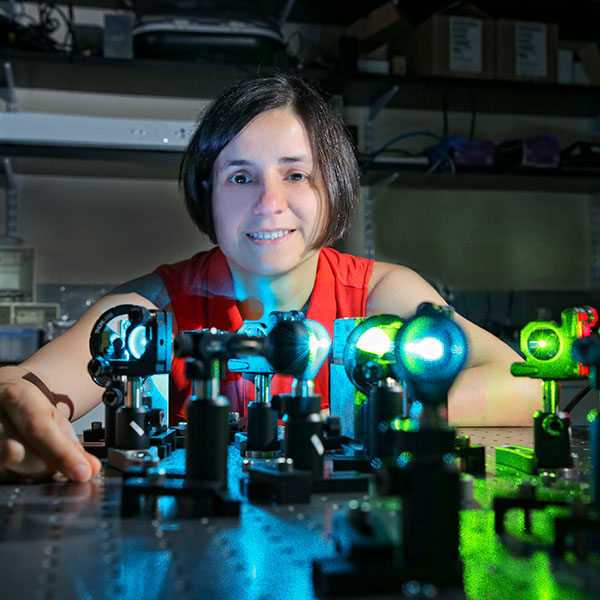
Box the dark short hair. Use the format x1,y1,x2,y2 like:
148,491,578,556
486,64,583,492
179,73,359,248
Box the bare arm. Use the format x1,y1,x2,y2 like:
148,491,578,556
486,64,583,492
367,262,540,426
0,273,171,482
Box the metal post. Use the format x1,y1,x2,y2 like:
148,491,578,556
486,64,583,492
542,379,560,413
1,62,17,112
2,157,18,240
363,86,399,259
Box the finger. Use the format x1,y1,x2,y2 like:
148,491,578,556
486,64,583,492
0,437,54,478
56,417,102,477
4,394,94,482
0,413,58,478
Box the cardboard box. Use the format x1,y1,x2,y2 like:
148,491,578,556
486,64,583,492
496,20,558,83
389,13,495,79
578,42,600,86
345,2,411,54
391,55,407,76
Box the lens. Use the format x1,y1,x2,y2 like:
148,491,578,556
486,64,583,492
526,327,560,361
394,315,467,384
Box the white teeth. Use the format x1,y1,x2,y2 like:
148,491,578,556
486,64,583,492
248,229,292,240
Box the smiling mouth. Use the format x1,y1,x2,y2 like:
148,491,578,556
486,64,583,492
247,229,294,241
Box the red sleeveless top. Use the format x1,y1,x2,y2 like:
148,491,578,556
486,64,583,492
155,247,373,422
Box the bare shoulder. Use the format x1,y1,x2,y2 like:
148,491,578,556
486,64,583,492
367,261,447,317
109,273,171,310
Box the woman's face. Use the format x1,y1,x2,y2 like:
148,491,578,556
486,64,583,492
211,108,326,278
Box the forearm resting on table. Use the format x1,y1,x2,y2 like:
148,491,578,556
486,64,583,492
448,363,542,427
20,340,102,422
18,291,161,422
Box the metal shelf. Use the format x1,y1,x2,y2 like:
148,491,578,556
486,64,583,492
327,73,600,118
0,145,181,179
364,162,600,194
4,50,600,117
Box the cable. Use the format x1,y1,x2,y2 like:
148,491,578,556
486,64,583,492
563,384,592,414
361,131,442,173
39,3,77,53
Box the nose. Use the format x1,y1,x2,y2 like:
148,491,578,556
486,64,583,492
252,176,287,215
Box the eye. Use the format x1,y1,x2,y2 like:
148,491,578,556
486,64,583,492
286,172,307,182
230,173,252,184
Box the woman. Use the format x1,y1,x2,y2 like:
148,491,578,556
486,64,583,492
0,74,540,483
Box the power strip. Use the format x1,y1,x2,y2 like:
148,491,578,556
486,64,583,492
0,112,196,151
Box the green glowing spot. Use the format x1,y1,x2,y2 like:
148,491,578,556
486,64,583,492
344,314,404,394
356,327,392,357
395,314,468,382
527,327,560,360
391,417,412,432
588,409,599,424
542,414,565,436
404,336,444,361
396,451,413,467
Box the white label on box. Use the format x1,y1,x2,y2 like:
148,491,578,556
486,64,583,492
516,22,547,77
449,17,482,73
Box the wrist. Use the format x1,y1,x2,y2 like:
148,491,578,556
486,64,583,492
0,365,31,383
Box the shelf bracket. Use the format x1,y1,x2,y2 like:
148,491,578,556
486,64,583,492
368,85,400,123
1,157,19,243
371,172,400,200
277,0,296,26
362,85,399,260
1,62,17,112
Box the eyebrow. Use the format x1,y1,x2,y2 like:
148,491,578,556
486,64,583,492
221,155,311,168
279,155,311,164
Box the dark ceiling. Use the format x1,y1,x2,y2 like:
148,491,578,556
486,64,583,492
23,0,600,40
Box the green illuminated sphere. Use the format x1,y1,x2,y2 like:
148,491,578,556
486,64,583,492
393,313,468,384
526,327,560,361
344,314,404,394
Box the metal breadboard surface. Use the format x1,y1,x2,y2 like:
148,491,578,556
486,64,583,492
0,428,597,600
